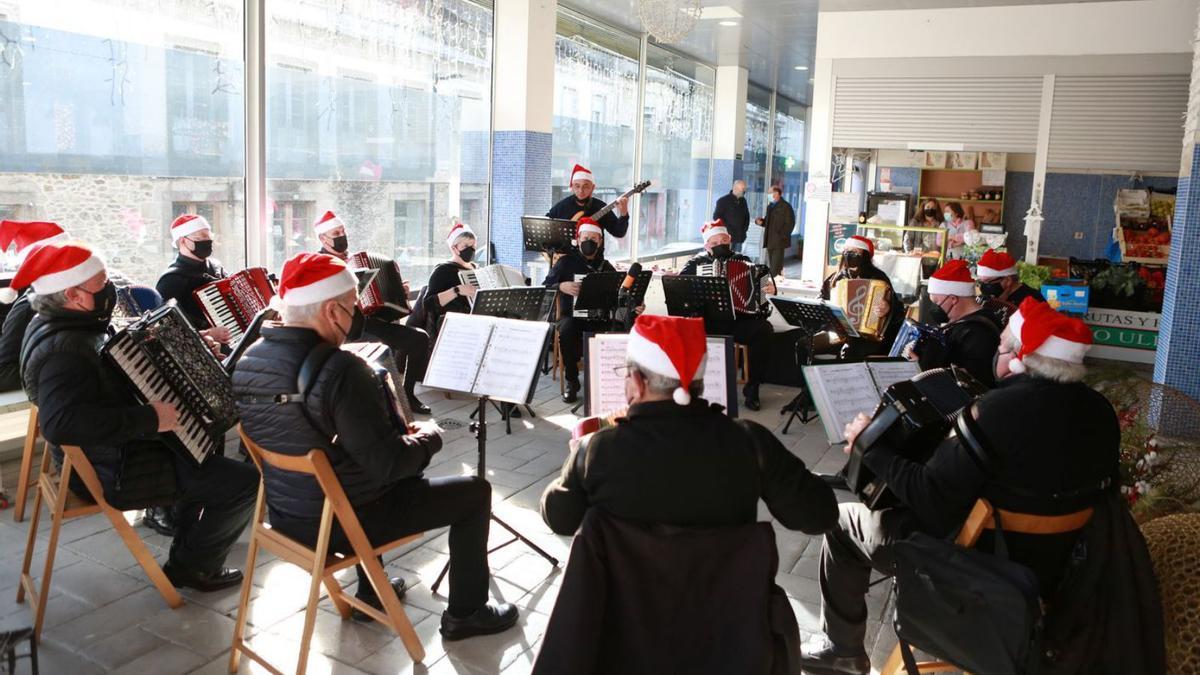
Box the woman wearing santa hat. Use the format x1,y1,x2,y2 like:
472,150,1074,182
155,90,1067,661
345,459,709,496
818,234,904,360
415,222,480,342
907,259,1002,387
544,163,630,237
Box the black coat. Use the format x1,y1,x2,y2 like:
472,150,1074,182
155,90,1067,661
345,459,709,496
541,399,838,535
20,307,159,480
233,326,441,523
713,192,750,243
862,373,1119,594
763,199,795,250
1007,283,1045,306
543,250,616,316
915,310,1000,388
532,509,802,675
155,254,227,329
546,195,630,238
417,260,474,339
0,292,33,391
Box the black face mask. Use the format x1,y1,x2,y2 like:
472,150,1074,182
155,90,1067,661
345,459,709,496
458,246,476,263
927,300,950,324
924,208,940,220
189,239,214,259
88,281,117,320
331,235,349,253
337,304,365,343
978,281,1005,300
579,240,600,258
843,252,865,270
711,244,732,260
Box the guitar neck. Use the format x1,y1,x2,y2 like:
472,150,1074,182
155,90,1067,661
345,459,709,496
592,188,637,221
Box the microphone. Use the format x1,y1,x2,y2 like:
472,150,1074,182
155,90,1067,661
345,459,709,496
616,262,643,330
618,262,642,297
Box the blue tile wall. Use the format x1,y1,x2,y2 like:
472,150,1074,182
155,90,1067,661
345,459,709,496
1154,145,1200,403
489,130,552,269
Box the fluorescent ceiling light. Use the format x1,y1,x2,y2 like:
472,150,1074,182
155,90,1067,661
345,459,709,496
719,20,739,26
794,65,809,71
693,6,742,20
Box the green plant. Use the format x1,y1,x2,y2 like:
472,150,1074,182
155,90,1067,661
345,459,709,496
1017,261,1052,289
1091,265,1144,297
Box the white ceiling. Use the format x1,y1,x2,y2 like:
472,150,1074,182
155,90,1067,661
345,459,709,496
559,0,1128,107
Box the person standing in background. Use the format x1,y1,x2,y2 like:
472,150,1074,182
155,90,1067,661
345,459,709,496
756,186,795,276
905,198,943,253
712,180,750,252
943,201,977,259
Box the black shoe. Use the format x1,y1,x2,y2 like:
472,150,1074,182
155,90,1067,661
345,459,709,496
440,602,519,641
163,563,244,593
743,384,761,411
562,380,580,404
800,642,870,675
406,392,432,415
143,505,177,537
351,577,408,621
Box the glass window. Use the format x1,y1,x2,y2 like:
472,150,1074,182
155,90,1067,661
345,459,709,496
742,84,773,223
773,100,807,235
552,9,639,261
637,44,713,259
0,2,245,282
266,0,493,285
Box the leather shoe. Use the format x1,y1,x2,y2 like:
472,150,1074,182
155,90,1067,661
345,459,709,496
439,602,519,641
800,642,870,675
351,577,408,621
142,505,177,537
562,380,580,404
406,393,432,415
163,564,244,593
743,384,761,412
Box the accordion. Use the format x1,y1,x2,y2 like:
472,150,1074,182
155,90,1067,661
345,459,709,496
980,298,1018,329
696,259,772,317
888,319,947,358
833,278,892,341
193,268,275,344
350,252,410,322
342,341,412,429
843,367,988,510
102,303,238,466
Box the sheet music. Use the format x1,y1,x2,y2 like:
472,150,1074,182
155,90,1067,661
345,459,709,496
473,318,550,402
803,363,884,445
423,314,492,393
866,361,921,394
587,335,730,416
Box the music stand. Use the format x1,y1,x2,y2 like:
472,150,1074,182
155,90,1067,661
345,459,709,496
473,287,556,322
661,275,735,322
521,216,577,254
572,272,624,316
771,296,860,434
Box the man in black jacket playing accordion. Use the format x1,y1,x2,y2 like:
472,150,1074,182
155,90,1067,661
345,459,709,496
18,241,256,593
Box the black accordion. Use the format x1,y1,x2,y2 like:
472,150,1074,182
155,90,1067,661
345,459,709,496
844,367,988,510
102,303,237,466
342,341,412,429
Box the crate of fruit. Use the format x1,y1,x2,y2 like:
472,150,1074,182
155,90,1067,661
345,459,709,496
1117,216,1171,264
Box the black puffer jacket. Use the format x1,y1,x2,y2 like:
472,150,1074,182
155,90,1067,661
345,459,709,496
21,307,159,476
155,254,226,329
233,326,441,523
0,292,33,391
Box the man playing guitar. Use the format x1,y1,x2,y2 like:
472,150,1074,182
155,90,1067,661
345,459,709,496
545,164,630,237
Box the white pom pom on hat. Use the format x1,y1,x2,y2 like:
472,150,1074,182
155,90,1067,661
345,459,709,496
626,314,708,405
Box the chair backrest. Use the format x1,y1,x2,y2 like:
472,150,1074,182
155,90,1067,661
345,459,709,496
956,498,1095,548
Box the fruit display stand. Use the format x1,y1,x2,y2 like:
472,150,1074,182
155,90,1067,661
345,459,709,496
1068,255,1166,365
1115,189,1173,265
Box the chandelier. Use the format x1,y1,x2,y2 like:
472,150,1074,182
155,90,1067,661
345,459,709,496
638,0,701,45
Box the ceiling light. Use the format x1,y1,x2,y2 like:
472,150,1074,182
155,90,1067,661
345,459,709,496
794,65,809,71
696,5,742,20
719,20,739,26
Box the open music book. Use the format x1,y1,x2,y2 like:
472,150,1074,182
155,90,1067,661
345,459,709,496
802,361,921,445
459,264,526,290
423,313,552,405
584,333,737,418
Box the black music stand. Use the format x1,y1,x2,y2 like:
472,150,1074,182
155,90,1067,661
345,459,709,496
572,272,624,318
771,296,860,434
661,275,735,322
521,216,577,254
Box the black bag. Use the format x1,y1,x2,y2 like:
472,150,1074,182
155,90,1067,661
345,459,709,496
891,518,1043,675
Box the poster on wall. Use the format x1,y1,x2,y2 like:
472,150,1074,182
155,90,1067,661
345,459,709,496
949,152,978,170
806,175,833,203
979,152,1007,171
919,151,947,169
826,222,859,268
829,192,861,223
981,169,1006,187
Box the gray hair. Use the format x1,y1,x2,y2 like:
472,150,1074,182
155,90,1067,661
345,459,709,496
626,359,704,400
1005,329,1086,383
29,290,71,314
280,290,356,324
733,179,747,189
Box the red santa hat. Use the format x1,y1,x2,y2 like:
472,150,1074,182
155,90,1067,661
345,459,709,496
170,214,212,244
570,164,594,184
626,315,708,405
313,211,345,236
446,222,476,248
701,219,729,243
1005,298,1091,373
576,217,603,239
976,249,1018,278
10,242,105,296
275,252,358,307
0,220,68,259
928,259,977,297
842,235,874,258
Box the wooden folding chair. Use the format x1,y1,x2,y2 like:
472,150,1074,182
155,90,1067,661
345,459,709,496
735,344,750,385
16,445,183,641
230,426,425,675
12,405,44,523
879,498,1094,675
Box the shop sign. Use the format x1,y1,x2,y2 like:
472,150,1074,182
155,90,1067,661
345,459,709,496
1083,309,1160,331
1088,326,1157,351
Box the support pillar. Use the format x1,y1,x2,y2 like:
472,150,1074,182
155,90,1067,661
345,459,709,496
488,0,557,269
711,66,749,201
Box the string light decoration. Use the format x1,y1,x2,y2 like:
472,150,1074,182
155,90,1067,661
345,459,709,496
638,0,702,45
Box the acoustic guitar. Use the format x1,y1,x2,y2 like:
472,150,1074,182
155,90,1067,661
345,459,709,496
571,180,652,222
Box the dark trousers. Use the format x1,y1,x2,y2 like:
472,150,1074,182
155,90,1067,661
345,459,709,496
767,248,786,277
705,316,773,387
819,502,919,653
275,475,492,615
365,317,430,391
557,317,616,385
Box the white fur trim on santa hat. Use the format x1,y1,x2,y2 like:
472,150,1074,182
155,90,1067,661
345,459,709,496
17,232,68,262
1034,335,1090,364
702,225,729,242
571,167,594,183
975,264,1017,278
446,223,475,248
577,221,602,237
280,267,357,306
927,277,976,296
843,237,871,253
314,212,344,236
626,328,707,404
171,216,211,243
31,253,105,295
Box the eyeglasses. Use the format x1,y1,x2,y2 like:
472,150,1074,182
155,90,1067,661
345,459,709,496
612,365,633,378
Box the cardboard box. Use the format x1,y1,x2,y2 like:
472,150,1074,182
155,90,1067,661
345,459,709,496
1042,280,1090,315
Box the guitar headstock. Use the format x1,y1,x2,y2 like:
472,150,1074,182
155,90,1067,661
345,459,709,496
629,180,651,195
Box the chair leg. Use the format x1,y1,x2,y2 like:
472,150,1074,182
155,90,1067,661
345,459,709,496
880,644,905,675
230,488,266,674
30,459,73,641
323,572,351,619
13,415,40,523
102,504,183,608
359,554,425,662
15,453,48,605
295,558,327,675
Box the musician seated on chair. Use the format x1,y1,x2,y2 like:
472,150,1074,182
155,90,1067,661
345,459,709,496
0,220,70,391
545,163,629,238
418,222,479,343
975,249,1044,331
18,241,257,593
545,217,619,404
314,210,433,414
904,259,1000,388
679,219,775,411
819,235,904,360
541,314,837,536
233,253,518,640
155,214,234,347
801,299,1117,675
